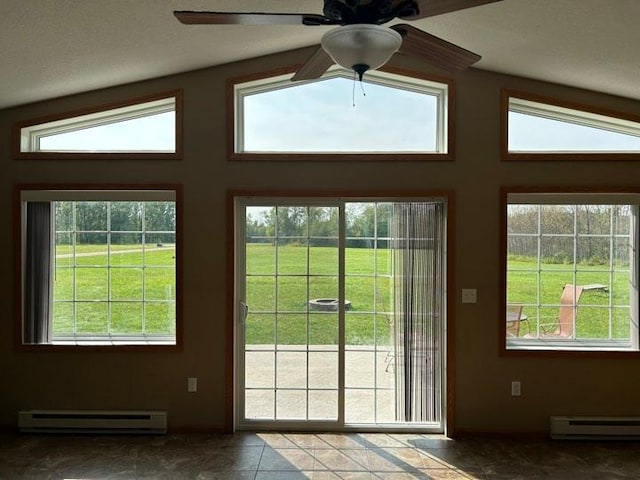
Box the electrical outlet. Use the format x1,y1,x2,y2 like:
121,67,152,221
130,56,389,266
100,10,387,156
511,381,521,396
188,377,198,393
461,288,477,304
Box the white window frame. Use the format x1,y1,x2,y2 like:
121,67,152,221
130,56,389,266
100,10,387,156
232,67,450,159
13,91,182,159
503,90,640,160
504,191,640,352
19,187,180,348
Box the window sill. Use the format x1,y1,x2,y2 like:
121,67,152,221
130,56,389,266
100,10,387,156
19,336,179,352
504,338,638,356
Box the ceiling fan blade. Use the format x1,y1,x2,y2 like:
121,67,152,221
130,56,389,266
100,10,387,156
392,24,481,71
173,11,330,26
292,47,335,81
400,0,503,20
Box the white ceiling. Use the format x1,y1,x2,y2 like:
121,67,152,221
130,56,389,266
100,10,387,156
2,0,640,110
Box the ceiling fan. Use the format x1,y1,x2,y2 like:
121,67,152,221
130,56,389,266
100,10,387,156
174,0,502,81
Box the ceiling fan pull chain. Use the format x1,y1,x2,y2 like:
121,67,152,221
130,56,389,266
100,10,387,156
352,70,357,107
352,71,368,108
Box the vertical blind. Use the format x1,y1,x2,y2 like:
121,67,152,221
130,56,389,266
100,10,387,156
392,202,444,423
24,202,52,344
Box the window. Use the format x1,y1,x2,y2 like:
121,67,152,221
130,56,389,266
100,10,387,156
14,91,182,159
235,195,449,430
502,90,640,160
504,190,640,352
18,186,181,348
230,67,452,160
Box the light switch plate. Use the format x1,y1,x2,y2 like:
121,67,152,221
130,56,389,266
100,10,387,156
461,288,477,304
188,377,198,393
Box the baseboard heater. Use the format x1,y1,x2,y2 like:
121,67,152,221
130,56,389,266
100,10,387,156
18,410,167,434
550,416,640,440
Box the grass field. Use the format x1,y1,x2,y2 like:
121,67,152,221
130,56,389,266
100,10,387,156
507,258,631,339
245,244,393,346
52,244,175,336
51,243,631,342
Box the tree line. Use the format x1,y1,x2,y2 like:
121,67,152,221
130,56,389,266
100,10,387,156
508,205,631,264
54,201,176,244
246,205,392,248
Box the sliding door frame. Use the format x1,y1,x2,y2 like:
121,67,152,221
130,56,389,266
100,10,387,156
226,190,455,435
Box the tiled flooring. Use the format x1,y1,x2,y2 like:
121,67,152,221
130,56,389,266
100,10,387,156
1,431,640,479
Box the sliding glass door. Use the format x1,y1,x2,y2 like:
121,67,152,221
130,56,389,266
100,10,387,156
235,197,446,430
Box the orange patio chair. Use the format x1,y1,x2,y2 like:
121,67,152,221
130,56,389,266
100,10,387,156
539,284,584,338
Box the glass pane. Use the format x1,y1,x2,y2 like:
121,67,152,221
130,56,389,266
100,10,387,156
540,205,575,234
308,352,337,389
144,268,175,301
246,351,275,388
110,268,143,300
346,313,376,346
277,244,308,275
75,302,109,334
276,390,306,420
346,276,375,312
246,389,274,419
52,302,74,335
345,389,375,423
75,234,108,266
55,202,73,231
38,111,175,152
277,277,308,313
242,76,440,153
110,202,142,231
309,390,337,420
345,350,375,388
110,234,143,266
247,276,276,312
276,314,307,346
145,202,176,231
309,313,338,346
111,303,143,334
246,313,275,346
277,352,307,389
144,302,175,334
75,267,108,300
509,110,640,152
76,201,108,231
53,266,73,301
309,245,338,275
247,243,275,275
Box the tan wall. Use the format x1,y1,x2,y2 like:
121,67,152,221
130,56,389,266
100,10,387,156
2,47,640,433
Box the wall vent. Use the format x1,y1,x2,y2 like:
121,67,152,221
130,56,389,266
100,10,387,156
551,416,640,440
18,410,167,434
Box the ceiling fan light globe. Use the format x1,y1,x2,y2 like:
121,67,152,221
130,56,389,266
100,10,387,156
321,24,402,75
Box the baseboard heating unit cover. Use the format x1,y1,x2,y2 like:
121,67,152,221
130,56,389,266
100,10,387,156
550,415,640,440
18,410,167,434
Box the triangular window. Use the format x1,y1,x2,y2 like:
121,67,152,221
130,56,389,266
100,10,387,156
15,91,181,158
232,68,451,159
505,92,640,158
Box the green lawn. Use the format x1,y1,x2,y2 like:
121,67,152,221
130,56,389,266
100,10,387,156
246,244,393,346
52,244,175,336
507,258,631,339
55,243,627,344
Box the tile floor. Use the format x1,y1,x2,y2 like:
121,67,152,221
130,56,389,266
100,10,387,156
1,431,640,479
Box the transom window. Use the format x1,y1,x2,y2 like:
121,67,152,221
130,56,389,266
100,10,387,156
14,91,182,159
503,91,640,160
18,187,181,348
231,67,451,160
504,191,640,352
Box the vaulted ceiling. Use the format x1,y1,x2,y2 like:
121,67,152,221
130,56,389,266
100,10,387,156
2,0,639,110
